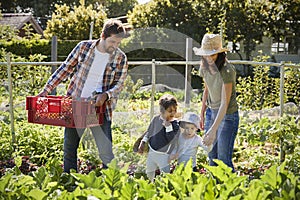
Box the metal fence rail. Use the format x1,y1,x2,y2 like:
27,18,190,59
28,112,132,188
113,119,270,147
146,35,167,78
1,60,300,67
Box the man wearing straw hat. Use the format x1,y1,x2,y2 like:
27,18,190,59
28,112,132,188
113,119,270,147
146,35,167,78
193,33,239,171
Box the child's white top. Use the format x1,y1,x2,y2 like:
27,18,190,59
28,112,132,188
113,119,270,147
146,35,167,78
177,134,211,167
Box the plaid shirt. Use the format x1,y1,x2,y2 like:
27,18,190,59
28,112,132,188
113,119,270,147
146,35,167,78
42,39,128,121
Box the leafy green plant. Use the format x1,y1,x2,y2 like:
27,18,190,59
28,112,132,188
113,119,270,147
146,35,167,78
236,53,281,111
284,67,300,104
268,115,300,174
44,2,107,40
0,119,63,165
235,114,300,176
0,50,50,98
119,75,144,100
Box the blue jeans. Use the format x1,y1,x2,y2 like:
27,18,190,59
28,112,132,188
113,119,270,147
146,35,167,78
63,116,113,172
204,108,239,171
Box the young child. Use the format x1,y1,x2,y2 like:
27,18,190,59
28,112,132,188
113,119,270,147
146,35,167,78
138,94,180,181
176,112,212,172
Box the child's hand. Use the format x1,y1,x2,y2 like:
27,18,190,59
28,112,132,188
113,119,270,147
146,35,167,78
168,153,178,163
138,141,146,154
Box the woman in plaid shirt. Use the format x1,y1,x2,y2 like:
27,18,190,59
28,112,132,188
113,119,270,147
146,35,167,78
38,19,128,172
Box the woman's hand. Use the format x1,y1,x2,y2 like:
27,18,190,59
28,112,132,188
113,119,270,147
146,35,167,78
203,129,216,146
199,116,205,131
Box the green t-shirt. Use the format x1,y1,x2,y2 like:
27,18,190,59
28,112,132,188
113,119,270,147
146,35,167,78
200,62,238,114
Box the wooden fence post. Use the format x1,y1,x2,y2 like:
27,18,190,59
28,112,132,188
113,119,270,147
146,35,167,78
279,61,285,117
279,61,285,163
185,38,192,107
51,36,57,95
150,59,156,120
6,53,15,144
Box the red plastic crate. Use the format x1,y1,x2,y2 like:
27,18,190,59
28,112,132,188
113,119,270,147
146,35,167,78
26,96,105,128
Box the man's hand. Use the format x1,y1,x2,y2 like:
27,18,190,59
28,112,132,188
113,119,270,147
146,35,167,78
37,91,48,97
95,93,108,107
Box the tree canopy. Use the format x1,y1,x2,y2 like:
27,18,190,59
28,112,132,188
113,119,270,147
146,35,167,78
43,3,107,40
0,0,137,29
1,0,299,59
128,0,300,59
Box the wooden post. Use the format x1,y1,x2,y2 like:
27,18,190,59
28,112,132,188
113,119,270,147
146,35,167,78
279,61,285,163
185,38,192,107
6,53,15,144
150,59,156,120
89,21,94,40
51,36,57,95
279,61,285,117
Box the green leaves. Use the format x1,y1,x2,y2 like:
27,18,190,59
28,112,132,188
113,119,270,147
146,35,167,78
204,160,247,199
28,188,47,200
245,162,300,199
0,173,13,195
0,159,299,199
72,171,104,189
136,178,157,199
31,167,53,190
44,3,107,40
244,180,272,200
120,178,137,200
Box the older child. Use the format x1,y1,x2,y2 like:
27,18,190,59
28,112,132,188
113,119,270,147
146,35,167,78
138,94,180,181
176,112,212,171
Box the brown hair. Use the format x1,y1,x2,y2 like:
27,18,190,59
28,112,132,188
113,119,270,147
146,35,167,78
102,19,126,39
201,52,226,71
159,94,178,113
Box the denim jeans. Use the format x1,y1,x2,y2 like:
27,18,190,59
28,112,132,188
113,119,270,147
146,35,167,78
63,116,113,172
204,108,239,171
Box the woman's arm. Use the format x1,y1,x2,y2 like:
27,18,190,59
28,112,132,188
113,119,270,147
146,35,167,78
203,82,232,146
199,85,208,130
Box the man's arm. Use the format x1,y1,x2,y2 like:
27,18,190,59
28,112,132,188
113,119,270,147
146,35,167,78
105,53,128,100
38,42,81,96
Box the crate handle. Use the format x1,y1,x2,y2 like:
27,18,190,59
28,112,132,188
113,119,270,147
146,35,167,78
47,98,62,113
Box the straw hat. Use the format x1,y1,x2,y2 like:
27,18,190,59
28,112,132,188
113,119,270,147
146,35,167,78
193,33,229,56
179,112,200,130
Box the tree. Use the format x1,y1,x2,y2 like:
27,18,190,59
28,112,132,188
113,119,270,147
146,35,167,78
128,0,300,60
223,0,265,60
103,0,138,18
0,10,19,40
128,0,207,44
44,2,107,40
262,0,300,54
0,0,77,29
0,0,137,29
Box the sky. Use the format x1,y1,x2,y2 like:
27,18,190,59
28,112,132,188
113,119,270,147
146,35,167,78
137,0,151,4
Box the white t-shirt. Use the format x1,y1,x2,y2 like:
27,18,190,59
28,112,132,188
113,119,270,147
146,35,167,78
81,49,109,98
